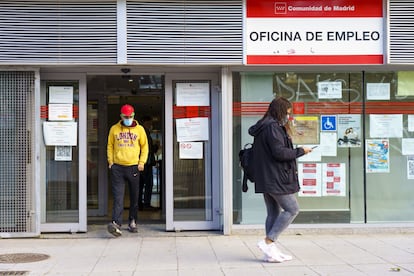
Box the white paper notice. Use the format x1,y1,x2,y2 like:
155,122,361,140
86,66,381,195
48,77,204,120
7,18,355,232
369,114,403,138
298,163,322,197
43,121,77,146
317,81,342,99
408,115,414,132
322,163,346,197
407,156,414,179
402,138,414,155
366,83,390,100
49,86,73,104
176,117,209,142
176,82,210,106
48,103,73,121
320,132,337,156
179,142,203,159
298,145,321,162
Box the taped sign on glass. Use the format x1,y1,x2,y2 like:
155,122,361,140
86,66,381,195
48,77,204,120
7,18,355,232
179,142,203,159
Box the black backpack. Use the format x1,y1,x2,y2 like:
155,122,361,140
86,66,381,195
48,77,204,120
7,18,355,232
238,143,255,192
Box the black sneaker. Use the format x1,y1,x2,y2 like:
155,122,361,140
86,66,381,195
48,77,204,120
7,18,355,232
128,219,138,233
107,221,122,237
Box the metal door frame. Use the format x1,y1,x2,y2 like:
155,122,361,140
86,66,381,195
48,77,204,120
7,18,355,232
165,72,221,231
86,95,108,217
39,72,87,233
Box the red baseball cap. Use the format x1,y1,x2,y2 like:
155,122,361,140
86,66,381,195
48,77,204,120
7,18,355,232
120,104,135,116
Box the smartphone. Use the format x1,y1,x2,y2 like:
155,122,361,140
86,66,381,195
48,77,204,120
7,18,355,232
311,146,318,149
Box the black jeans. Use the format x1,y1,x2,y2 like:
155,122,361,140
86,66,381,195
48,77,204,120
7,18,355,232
110,164,140,225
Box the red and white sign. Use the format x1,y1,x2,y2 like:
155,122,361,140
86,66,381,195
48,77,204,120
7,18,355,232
298,163,322,197
245,0,383,65
322,163,346,196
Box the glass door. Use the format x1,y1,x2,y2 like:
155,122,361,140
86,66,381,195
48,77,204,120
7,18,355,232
165,73,220,231
86,98,108,217
40,73,87,232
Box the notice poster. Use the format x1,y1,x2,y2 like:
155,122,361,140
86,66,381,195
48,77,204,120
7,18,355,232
175,117,209,142
402,138,414,156
337,114,361,147
397,71,414,96
176,82,210,106
320,132,337,156
408,115,414,132
298,145,321,162
366,139,390,173
322,163,346,196
407,156,414,179
179,142,203,159
49,86,73,104
245,0,383,65
298,163,322,197
318,82,342,99
369,114,403,138
48,103,73,121
366,83,390,100
43,121,77,146
290,116,319,144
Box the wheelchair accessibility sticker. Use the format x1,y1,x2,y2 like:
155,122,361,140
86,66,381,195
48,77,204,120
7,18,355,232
321,115,337,131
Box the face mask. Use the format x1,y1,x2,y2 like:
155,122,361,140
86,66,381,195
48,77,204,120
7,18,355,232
281,115,289,125
123,118,133,126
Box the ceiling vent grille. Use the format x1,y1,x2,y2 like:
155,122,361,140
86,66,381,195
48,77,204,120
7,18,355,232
388,1,414,64
127,0,243,64
0,1,117,64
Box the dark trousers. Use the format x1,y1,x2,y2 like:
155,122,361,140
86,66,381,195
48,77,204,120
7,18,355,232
110,164,140,225
138,164,153,207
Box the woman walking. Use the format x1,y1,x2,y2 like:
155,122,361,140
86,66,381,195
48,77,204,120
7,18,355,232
248,97,313,262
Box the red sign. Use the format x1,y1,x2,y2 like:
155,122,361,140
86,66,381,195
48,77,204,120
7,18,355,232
245,0,384,65
247,0,383,18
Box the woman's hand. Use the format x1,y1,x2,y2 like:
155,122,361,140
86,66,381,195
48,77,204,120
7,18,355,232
303,147,313,154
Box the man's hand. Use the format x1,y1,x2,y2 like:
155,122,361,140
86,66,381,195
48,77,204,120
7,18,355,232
138,164,144,171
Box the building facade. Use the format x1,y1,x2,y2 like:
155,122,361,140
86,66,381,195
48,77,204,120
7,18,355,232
0,0,413,237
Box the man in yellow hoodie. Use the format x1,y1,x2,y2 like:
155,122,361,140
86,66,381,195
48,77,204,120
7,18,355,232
107,104,148,236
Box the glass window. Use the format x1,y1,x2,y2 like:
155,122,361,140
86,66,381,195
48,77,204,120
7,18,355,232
365,72,414,222
233,71,364,224
234,70,414,224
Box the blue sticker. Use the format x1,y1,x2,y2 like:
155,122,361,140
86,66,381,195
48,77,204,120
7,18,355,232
321,115,337,131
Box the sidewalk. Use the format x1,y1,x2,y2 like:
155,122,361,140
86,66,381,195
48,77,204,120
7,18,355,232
0,224,413,275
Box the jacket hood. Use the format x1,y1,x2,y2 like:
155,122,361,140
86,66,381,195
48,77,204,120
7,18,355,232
248,117,276,137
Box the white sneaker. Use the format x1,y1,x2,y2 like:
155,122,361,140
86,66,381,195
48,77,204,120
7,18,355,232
257,240,285,263
264,251,293,262
128,219,138,233
107,221,122,237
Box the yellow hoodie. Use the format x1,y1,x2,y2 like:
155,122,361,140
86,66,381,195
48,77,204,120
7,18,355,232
107,120,149,166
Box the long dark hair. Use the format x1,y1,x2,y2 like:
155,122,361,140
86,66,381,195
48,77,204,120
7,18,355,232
261,96,292,134
263,97,291,122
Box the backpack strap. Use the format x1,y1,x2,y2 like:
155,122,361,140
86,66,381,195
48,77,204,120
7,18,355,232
242,173,248,192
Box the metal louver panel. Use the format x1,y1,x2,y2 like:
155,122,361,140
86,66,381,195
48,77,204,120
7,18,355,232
0,1,117,64
0,71,35,236
127,0,243,64
389,1,414,64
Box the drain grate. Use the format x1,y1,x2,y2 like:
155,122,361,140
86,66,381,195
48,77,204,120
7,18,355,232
0,272,29,275
0,253,49,263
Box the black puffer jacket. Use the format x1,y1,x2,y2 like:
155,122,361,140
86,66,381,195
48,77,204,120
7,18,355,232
248,117,305,195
